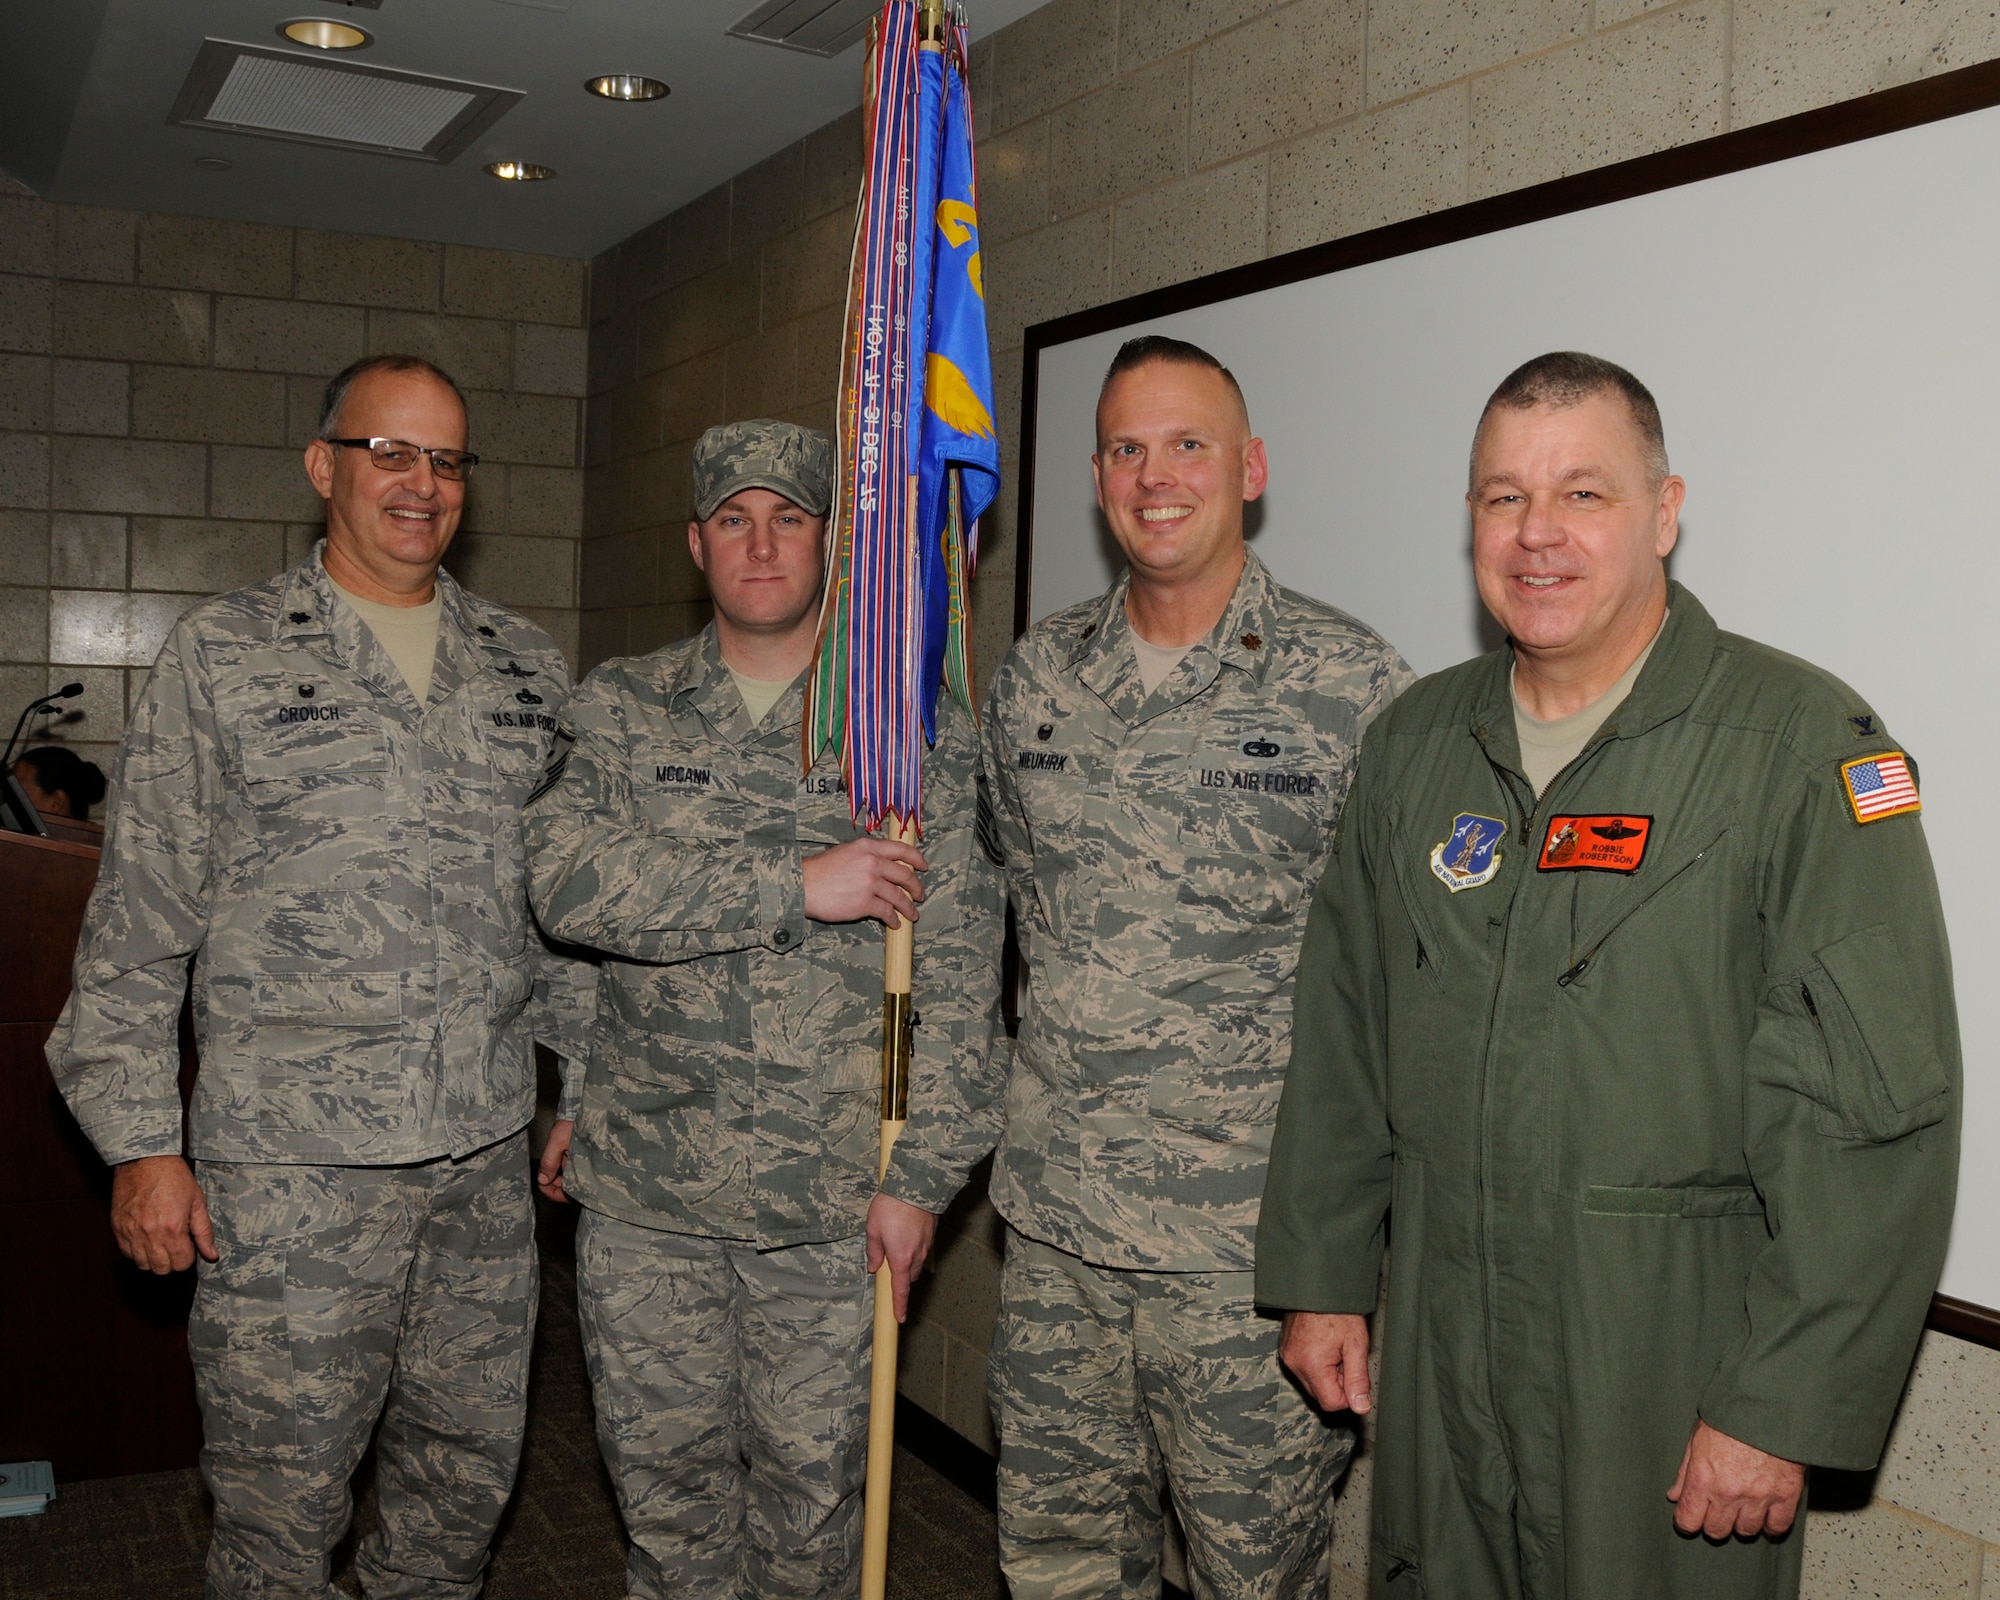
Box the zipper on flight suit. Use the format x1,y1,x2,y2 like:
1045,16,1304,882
1465,716,1620,1498
1553,838,1717,987
1800,983,1836,1092
1476,718,1629,983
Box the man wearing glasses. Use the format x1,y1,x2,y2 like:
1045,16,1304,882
51,354,594,1598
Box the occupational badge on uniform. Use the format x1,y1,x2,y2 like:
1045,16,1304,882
1840,751,1920,823
1430,813,1506,892
1536,814,1654,873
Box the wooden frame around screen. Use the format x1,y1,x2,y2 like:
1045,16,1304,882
1006,56,2000,1348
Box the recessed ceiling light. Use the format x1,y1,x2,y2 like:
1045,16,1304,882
279,18,372,50
194,156,233,171
485,160,556,181
585,74,669,101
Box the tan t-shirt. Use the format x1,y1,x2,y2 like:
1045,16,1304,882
1131,632,1192,698
1512,614,1667,796
330,577,442,706
728,665,798,727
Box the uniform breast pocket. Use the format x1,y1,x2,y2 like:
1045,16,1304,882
1177,780,1327,861
483,716,549,783
1174,758,1330,968
1011,755,1090,937
239,713,389,790
1169,823,1322,1001
1015,754,1088,843
1177,702,1333,857
239,713,394,888
796,771,860,853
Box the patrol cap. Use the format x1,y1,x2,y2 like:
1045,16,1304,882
691,419,833,521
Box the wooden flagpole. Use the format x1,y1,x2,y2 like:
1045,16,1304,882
860,474,934,1597
859,9,949,1596
859,815,917,1600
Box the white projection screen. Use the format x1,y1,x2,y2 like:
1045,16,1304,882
1015,67,2000,1332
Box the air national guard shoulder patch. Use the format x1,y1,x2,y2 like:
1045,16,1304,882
1537,814,1653,874
1841,751,1920,823
1431,812,1507,892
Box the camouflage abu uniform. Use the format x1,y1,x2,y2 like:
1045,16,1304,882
525,422,1006,1599
51,543,593,1600
982,550,1411,1599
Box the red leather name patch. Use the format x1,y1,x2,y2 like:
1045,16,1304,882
1537,814,1653,874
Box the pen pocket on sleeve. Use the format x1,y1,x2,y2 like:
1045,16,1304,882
1798,923,1949,1141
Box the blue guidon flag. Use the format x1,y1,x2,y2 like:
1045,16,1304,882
1431,811,1507,892
914,39,999,739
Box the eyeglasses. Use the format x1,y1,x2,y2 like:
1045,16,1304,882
327,437,480,481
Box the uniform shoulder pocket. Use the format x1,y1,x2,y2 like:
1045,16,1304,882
1800,923,1949,1140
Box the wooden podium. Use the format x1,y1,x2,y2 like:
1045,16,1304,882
0,825,202,1480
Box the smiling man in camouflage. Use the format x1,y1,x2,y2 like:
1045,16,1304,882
980,336,1411,1597
51,354,593,1599
526,420,1005,1599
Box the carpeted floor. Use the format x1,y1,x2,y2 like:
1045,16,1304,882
0,1202,1003,1600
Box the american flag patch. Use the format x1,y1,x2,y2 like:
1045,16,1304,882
1841,751,1920,824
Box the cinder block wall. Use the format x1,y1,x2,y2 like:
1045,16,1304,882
579,1,2000,1592
0,191,588,788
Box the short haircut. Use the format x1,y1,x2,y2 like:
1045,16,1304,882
316,355,467,440
17,744,107,821
1100,334,1249,427
1474,351,1668,486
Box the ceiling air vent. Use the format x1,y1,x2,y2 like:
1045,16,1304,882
167,40,521,162
727,0,880,57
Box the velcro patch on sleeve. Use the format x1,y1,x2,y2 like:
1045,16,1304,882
1841,751,1920,824
975,771,1004,866
1537,814,1653,873
526,728,575,807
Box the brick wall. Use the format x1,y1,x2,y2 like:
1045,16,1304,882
576,1,2000,1592
0,194,587,793
578,118,862,665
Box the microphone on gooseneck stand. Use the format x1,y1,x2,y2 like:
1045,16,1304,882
1,682,83,772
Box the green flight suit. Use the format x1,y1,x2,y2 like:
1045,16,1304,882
1257,586,1960,1600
